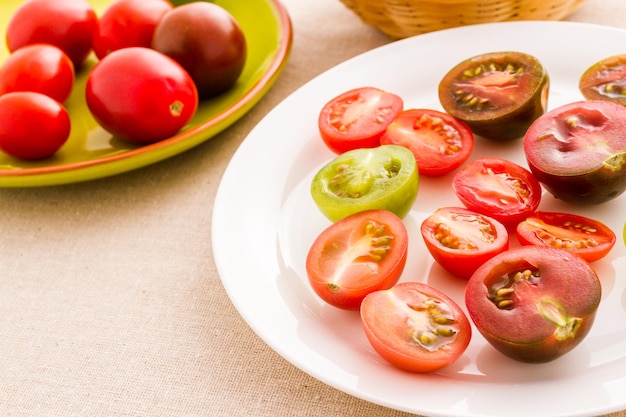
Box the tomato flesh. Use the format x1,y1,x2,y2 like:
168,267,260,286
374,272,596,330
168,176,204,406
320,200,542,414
318,87,403,154
524,100,626,205
452,157,542,226
438,51,549,141
306,210,408,310
310,145,419,222
579,53,626,106
421,207,509,279
516,211,616,263
360,281,471,372
380,108,474,176
465,246,601,363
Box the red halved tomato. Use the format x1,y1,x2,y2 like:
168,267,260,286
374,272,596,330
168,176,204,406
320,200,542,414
306,209,408,310
421,206,509,279
360,281,471,373
452,157,542,226
516,211,616,263
380,108,475,176
318,87,403,154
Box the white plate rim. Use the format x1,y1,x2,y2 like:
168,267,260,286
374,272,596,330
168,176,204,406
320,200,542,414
212,21,626,417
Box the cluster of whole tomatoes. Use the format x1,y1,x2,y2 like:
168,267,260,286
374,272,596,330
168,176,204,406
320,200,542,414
0,0,246,160
305,50,626,371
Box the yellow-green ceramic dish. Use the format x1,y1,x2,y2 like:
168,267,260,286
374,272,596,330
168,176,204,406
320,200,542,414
0,0,292,187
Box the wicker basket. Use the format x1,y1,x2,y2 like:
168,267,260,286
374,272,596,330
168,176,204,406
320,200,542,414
339,0,586,39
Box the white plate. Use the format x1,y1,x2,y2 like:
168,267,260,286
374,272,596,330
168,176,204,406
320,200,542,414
212,21,626,417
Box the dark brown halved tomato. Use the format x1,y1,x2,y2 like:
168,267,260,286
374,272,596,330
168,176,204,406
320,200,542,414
524,100,626,205
579,53,626,105
438,51,549,141
465,245,601,363
517,211,616,263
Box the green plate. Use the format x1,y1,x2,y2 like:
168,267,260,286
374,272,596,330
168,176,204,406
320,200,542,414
0,0,292,187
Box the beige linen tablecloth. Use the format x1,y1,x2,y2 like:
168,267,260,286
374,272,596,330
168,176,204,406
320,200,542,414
2,0,626,416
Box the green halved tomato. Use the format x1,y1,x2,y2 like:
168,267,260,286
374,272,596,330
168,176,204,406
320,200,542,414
311,145,419,222
438,51,549,141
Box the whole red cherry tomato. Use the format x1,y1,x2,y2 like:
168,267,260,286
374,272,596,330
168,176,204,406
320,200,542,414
6,0,98,68
152,1,247,98
93,0,173,60
0,44,75,103
85,47,198,144
0,92,71,160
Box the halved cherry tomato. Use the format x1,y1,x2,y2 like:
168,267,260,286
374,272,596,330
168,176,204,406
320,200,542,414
421,207,509,279
306,210,408,310
524,100,626,205
0,44,75,103
6,0,98,68
380,108,474,176
438,51,549,141
452,157,542,226
579,53,626,105
465,245,601,363
360,281,472,373
93,0,173,60
516,211,616,263
310,145,419,222
318,87,403,154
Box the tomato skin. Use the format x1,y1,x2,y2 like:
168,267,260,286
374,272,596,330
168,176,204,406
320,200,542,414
516,211,616,263
0,92,70,160
93,0,174,60
152,2,247,99
452,157,542,226
360,281,471,373
306,210,408,310
579,53,626,105
380,109,474,176
438,51,549,141
524,100,626,205
310,145,419,222
0,44,75,103
421,207,509,279
318,87,403,154
85,47,198,144
465,245,601,363
5,0,98,68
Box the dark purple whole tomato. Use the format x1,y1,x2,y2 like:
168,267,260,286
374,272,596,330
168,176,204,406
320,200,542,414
152,2,247,98
465,245,601,363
